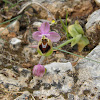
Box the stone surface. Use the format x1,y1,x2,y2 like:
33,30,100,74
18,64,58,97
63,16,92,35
0,67,31,91
8,20,20,33
10,38,21,50
20,0,88,20
0,27,9,36
75,44,100,100
29,62,74,100
95,0,100,7
33,22,42,28
85,9,100,48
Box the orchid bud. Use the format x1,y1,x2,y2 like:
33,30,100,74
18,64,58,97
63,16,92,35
33,64,45,77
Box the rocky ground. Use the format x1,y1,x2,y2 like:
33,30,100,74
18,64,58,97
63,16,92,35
0,0,100,100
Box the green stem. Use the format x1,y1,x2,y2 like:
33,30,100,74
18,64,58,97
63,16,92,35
0,15,22,25
57,49,100,64
54,38,75,50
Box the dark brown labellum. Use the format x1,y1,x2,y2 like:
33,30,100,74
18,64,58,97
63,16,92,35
39,43,50,53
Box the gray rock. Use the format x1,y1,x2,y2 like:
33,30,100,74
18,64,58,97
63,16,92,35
0,67,31,91
85,9,100,47
33,22,42,28
29,62,74,100
75,44,100,100
86,9,100,29
10,38,21,50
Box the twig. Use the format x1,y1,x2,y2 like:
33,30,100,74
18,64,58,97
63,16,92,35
31,94,35,100
18,1,55,20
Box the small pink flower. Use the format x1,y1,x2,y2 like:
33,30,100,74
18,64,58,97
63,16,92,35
32,22,61,42
33,64,45,77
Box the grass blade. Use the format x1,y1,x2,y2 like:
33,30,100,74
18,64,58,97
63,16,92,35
0,15,22,25
58,49,100,64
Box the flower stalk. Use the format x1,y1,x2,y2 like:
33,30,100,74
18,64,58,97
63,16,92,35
54,34,82,50
54,38,74,50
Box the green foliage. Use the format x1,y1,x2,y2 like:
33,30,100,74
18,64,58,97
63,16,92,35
68,21,89,52
59,12,89,52
59,11,69,39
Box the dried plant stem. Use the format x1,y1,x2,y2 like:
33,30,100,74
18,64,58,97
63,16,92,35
39,56,45,64
18,1,55,20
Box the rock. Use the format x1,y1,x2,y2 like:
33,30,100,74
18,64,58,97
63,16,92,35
71,1,93,18
9,38,21,50
55,52,65,59
95,0,100,7
19,0,85,20
85,9,100,48
75,44,100,99
33,22,42,28
8,20,20,32
0,67,31,91
14,91,30,100
29,62,74,100
0,27,9,36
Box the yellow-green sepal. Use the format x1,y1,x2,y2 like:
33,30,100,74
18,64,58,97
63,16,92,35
71,34,82,47
37,47,53,56
74,21,84,35
68,24,79,37
78,35,89,52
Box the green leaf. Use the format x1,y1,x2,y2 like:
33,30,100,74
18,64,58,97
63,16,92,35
78,36,89,52
65,11,68,26
71,34,82,47
68,25,79,37
59,16,66,32
74,21,84,35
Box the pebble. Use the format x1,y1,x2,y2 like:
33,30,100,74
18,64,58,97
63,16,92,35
9,38,21,50
33,22,42,28
8,20,20,32
0,27,9,36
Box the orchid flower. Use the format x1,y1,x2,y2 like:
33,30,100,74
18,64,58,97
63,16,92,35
33,64,45,77
32,22,61,42
32,22,61,56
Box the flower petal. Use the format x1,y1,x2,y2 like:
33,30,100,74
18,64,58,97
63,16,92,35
32,31,42,41
47,32,61,42
40,22,50,34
